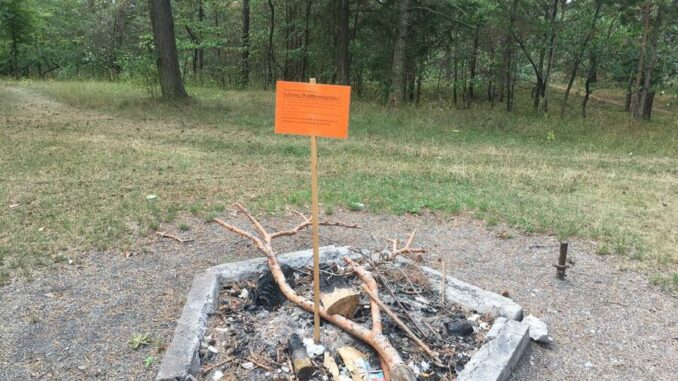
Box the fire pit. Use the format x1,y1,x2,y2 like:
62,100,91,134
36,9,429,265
157,246,531,381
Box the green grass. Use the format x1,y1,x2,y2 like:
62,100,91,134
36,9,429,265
650,273,678,292
0,79,676,284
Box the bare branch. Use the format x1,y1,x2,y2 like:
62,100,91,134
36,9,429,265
349,247,431,338
156,231,194,244
214,204,414,380
213,218,267,254
233,202,271,244
388,229,426,259
404,228,417,248
271,214,358,240
344,257,382,334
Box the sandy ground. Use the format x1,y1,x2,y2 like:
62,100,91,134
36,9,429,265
1,211,676,380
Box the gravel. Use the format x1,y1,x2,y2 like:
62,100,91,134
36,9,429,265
0,210,675,380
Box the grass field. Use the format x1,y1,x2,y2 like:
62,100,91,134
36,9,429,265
0,79,676,286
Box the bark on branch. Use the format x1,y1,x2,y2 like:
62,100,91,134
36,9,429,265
387,229,426,259
214,204,415,381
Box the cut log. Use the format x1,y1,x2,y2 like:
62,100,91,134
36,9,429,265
338,346,368,381
288,333,315,381
323,352,340,380
319,269,359,318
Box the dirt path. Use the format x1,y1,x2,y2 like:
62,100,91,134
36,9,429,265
1,85,675,380
549,84,672,115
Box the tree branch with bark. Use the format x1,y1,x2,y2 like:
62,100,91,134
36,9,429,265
214,203,417,380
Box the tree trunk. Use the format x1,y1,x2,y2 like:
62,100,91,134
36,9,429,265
637,4,661,120
336,0,350,85
10,28,19,79
503,0,519,112
468,24,480,99
198,1,204,72
184,26,199,75
389,0,410,108
582,54,596,118
149,0,188,99
561,1,602,117
630,1,651,116
241,0,250,88
453,50,458,105
541,0,561,113
643,91,655,119
267,0,276,88
533,40,545,110
301,0,312,81
406,57,416,102
624,74,633,111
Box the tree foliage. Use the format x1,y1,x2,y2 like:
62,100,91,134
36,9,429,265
0,0,674,118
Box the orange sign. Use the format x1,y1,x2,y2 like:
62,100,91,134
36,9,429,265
275,81,351,139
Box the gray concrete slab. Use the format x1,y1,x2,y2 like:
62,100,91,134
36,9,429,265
394,256,524,320
158,247,529,381
457,319,531,381
157,246,355,381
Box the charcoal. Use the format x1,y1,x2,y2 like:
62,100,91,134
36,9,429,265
252,264,295,310
445,320,474,336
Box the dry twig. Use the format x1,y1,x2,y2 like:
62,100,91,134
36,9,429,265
201,356,235,374
350,247,430,338
246,356,273,371
156,231,194,243
362,285,444,367
344,257,388,378
387,229,426,259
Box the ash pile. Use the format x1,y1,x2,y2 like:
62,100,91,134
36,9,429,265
198,258,492,381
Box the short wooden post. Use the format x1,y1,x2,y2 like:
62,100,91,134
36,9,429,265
555,242,568,280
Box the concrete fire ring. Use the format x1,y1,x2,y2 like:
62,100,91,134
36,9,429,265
157,246,531,381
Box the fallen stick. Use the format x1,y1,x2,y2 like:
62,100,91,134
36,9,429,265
201,356,234,374
156,231,194,243
362,284,444,367
247,356,273,372
343,257,388,378
387,229,426,259
350,248,430,338
344,257,381,333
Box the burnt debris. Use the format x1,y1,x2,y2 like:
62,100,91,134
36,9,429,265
252,264,295,311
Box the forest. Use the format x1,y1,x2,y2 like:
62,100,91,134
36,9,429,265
0,0,675,119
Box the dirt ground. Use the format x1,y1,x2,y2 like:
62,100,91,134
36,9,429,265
1,211,676,380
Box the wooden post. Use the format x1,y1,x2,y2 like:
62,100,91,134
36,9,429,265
309,77,321,343
555,242,568,280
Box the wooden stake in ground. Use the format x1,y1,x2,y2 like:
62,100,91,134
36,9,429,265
274,77,351,343
309,77,322,343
